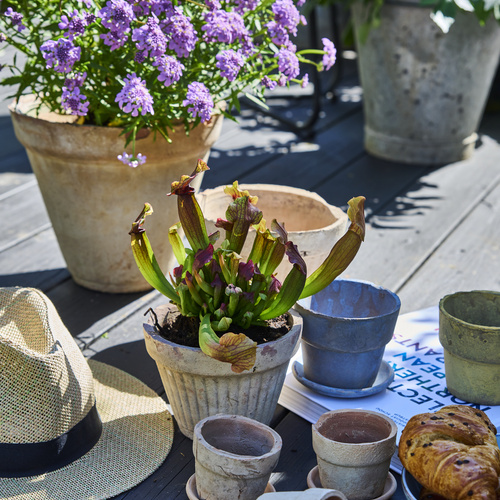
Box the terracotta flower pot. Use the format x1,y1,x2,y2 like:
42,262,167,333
143,303,302,438
312,409,397,500
439,290,500,405
192,414,282,500
9,95,224,293
198,184,348,280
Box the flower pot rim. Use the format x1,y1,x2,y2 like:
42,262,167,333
194,413,282,461
144,304,301,354
439,290,500,332
198,183,347,234
295,278,401,322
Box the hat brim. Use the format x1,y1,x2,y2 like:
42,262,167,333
0,360,174,500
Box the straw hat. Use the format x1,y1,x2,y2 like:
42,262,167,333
0,287,174,500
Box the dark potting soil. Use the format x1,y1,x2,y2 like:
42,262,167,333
154,308,291,348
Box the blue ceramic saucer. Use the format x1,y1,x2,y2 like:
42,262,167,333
292,360,394,398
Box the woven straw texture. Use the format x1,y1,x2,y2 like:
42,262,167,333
0,360,174,499
0,288,174,499
0,287,94,443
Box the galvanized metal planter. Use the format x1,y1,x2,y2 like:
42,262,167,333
439,290,500,405
143,303,302,439
352,0,500,165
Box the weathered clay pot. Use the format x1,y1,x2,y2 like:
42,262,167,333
312,409,397,500
9,95,224,293
198,184,348,280
295,279,400,390
192,414,282,500
352,1,500,165
143,303,302,438
439,290,500,405
258,489,348,499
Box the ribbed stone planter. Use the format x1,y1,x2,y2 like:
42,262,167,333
198,184,348,280
352,1,500,165
143,303,302,438
9,95,224,293
439,290,500,405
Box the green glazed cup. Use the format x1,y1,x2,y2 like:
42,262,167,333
439,290,500,405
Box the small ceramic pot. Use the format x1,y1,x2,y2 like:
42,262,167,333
312,409,397,500
295,279,401,389
193,414,282,500
439,290,500,405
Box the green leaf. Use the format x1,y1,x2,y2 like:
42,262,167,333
168,222,186,265
299,196,366,299
129,204,179,303
199,314,257,373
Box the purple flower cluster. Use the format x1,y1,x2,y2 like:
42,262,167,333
99,0,135,50
61,71,89,116
117,152,147,168
41,39,81,73
261,76,277,90
202,10,247,44
182,82,214,122
322,38,336,71
59,10,88,39
234,0,259,14
5,7,26,32
155,55,185,86
115,73,154,116
266,0,303,46
132,13,167,58
163,11,197,58
277,47,300,81
205,0,221,10
216,50,244,82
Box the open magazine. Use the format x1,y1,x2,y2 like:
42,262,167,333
278,306,500,473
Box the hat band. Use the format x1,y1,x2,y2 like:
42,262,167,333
0,403,103,478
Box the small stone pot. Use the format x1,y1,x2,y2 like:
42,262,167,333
193,414,282,500
439,290,500,405
295,279,401,389
257,490,347,500
312,409,397,500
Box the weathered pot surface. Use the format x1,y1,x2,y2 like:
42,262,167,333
192,414,282,500
439,290,500,405
295,279,400,389
9,95,224,293
312,409,397,500
198,184,348,279
143,303,302,438
258,487,348,500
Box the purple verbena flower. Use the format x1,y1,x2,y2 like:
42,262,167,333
79,0,93,7
41,38,81,74
205,0,221,10
277,73,287,87
5,7,26,32
64,71,87,90
115,73,154,116
216,49,244,82
261,76,277,90
277,47,300,81
162,12,197,58
266,0,300,44
322,38,336,71
182,82,214,122
117,152,147,168
301,73,309,88
0,34,7,43
202,10,247,44
59,10,87,39
154,55,185,86
132,14,167,58
61,86,89,116
99,0,135,50
297,0,306,5
234,0,259,14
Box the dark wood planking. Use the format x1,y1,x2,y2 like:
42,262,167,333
398,177,500,311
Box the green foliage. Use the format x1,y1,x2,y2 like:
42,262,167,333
130,161,366,371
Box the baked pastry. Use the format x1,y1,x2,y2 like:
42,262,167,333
399,405,500,499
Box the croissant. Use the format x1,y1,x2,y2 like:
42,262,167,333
399,405,500,500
